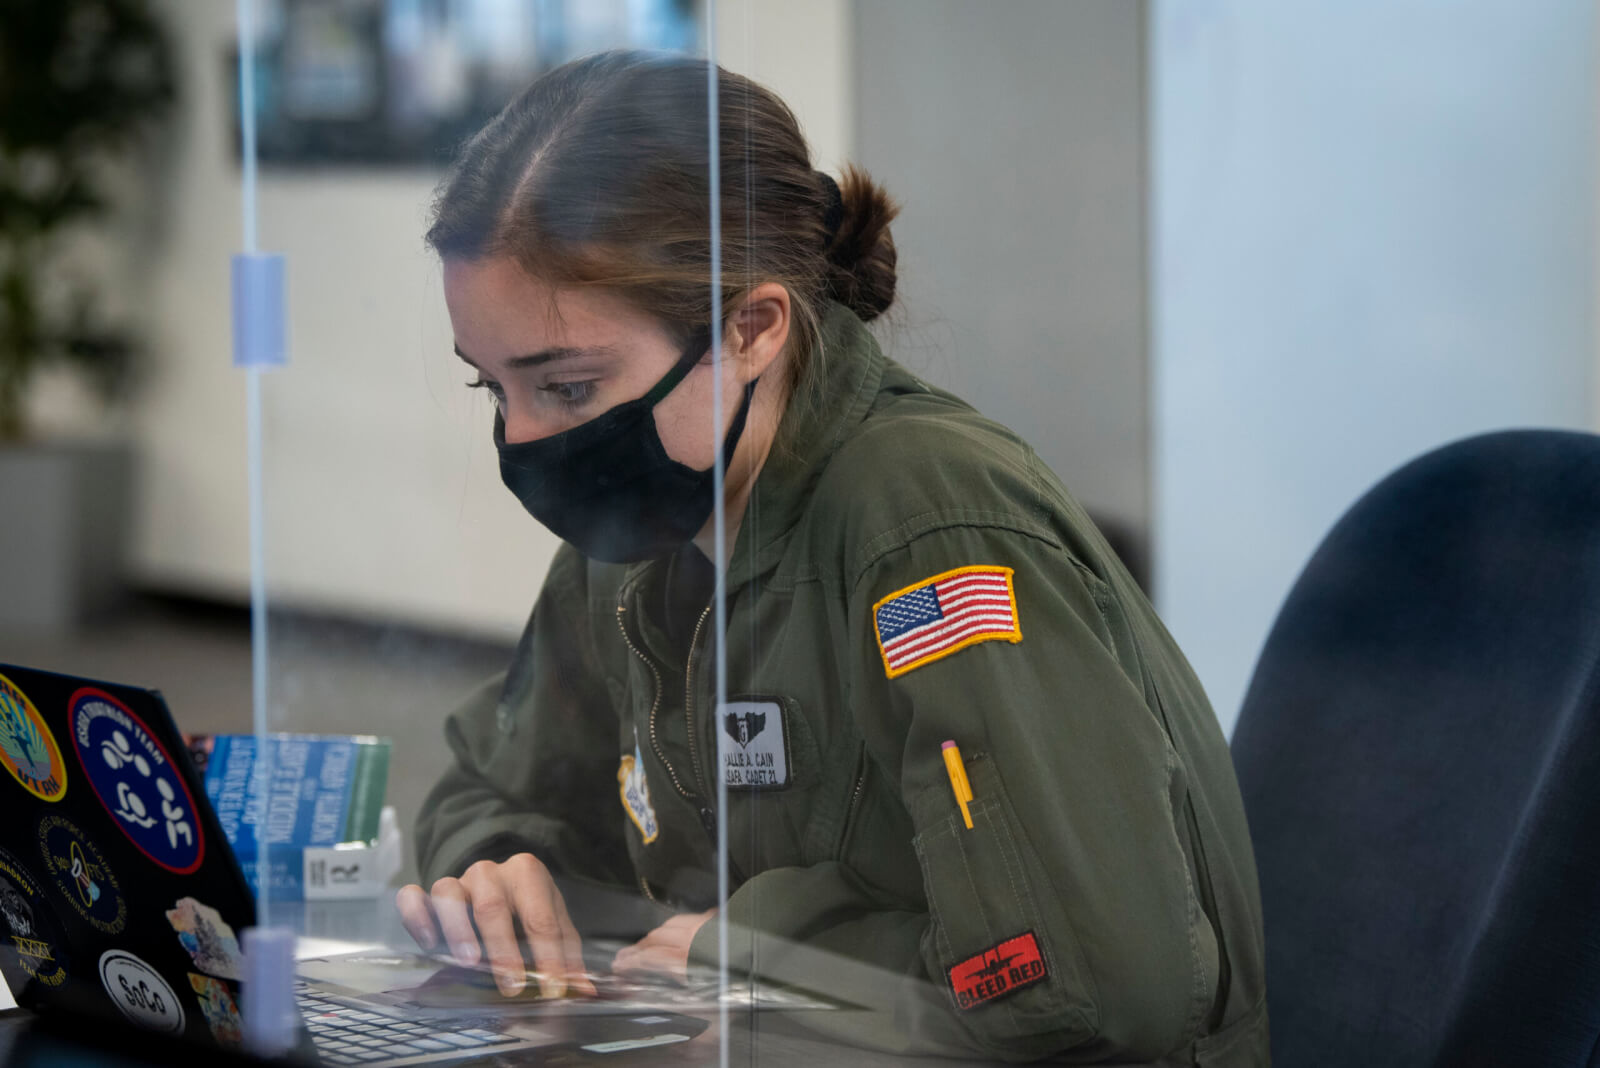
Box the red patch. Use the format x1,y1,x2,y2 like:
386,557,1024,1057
948,931,1048,1010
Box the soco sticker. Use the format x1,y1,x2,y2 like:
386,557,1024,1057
99,949,186,1034
37,813,127,934
0,672,67,802
0,845,69,991
69,688,204,874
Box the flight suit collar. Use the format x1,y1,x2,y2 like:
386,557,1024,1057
618,302,885,599
726,302,885,586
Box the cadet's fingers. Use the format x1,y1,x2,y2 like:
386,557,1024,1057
551,888,595,997
496,854,571,1000
510,877,569,1000
427,878,480,966
611,938,683,982
459,866,526,996
395,884,439,952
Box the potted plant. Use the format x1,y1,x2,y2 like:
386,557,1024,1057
0,0,175,629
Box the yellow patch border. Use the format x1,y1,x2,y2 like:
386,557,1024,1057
616,754,659,844
0,671,68,802
872,565,1022,679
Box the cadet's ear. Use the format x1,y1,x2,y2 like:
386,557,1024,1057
722,283,791,384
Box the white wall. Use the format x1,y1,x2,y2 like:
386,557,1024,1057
1151,0,1597,735
122,0,848,639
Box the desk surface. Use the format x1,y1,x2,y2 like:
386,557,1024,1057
0,894,1006,1067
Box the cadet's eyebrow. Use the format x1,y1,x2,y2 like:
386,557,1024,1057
452,343,619,369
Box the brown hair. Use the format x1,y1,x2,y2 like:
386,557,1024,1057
425,49,898,400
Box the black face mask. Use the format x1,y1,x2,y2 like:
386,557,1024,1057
495,327,759,564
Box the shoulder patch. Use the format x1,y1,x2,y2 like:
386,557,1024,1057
873,566,1021,678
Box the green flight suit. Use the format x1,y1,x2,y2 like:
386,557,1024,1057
414,302,1269,1065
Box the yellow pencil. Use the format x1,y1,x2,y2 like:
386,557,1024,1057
941,740,974,829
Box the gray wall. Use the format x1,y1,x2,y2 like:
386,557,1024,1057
852,0,1149,569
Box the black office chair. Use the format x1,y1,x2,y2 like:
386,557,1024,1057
1231,429,1600,1068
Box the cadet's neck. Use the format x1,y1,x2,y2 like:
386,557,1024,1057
691,377,785,566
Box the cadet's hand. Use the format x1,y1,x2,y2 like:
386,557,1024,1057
395,853,596,999
610,909,717,984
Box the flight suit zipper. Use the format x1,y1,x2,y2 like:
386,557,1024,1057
682,604,713,804
617,599,745,886
840,747,870,853
615,603,695,802
683,604,748,886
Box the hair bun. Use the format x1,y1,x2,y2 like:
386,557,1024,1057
822,164,899,322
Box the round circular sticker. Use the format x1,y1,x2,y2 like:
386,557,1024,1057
0,845,69,992
37,813,127,934
0,672,67,802
99,949,186,1034
68,688,204,875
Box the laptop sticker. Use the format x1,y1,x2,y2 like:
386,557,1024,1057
166,896,244,981
68,688,205,874
0,846,69,990
188,972,243,1045
37,813,127,934
99,949,186,1035
0,672,67,802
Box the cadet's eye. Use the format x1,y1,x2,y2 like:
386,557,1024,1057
541,380,598,408
465,378,505,403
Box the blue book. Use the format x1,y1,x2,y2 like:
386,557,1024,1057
187,733,392,899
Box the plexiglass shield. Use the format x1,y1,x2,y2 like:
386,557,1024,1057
1,4,1596,1067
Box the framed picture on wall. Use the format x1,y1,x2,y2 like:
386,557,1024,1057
229,0,702,167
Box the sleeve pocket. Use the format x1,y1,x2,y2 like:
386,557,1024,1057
911,756,1098,1038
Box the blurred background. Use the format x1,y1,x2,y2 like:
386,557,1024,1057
0,0,1593,891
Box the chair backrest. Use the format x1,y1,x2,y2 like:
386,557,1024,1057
1231,429,1600,1068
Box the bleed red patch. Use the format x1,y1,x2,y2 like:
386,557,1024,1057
949,931,1048,1010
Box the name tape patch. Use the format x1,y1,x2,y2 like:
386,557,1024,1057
949,931,1048,1010
720,700,788,789
873,566,1021,679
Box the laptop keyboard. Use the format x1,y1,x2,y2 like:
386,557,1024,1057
298,984,520,1065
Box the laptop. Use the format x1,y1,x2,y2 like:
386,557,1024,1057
0,661,714,1064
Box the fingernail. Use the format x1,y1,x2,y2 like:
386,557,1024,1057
497,973,524,997
542,976,566,1000
453,942,478,964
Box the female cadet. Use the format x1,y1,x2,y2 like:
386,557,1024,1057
398,51,1268,1065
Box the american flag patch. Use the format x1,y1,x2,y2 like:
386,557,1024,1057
872,566,1021,678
